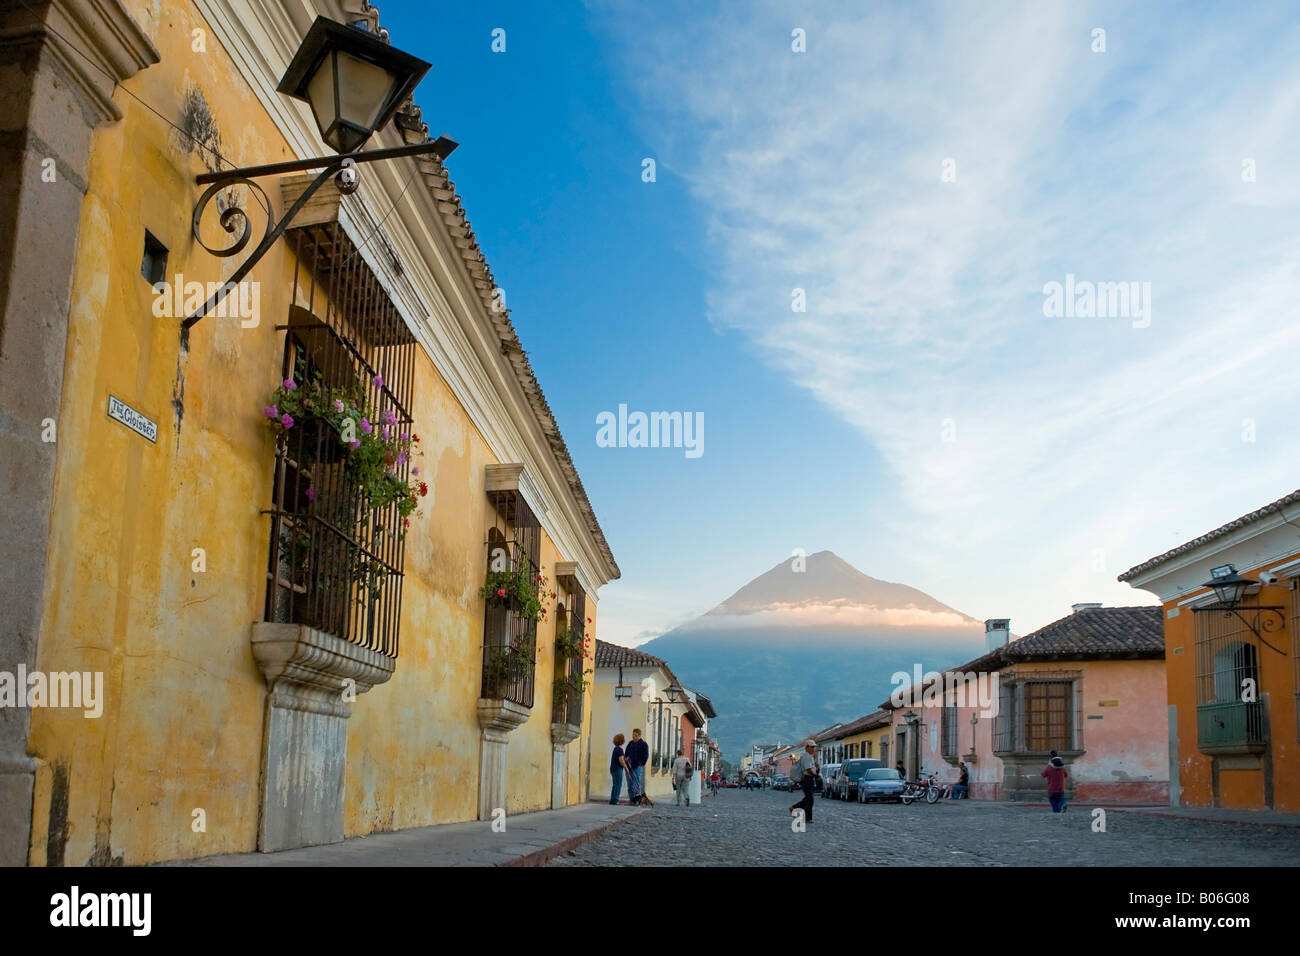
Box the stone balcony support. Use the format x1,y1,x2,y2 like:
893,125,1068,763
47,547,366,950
476,697,530,821
250,623,395,852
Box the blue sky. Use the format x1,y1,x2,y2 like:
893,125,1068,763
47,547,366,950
379,1,1300,646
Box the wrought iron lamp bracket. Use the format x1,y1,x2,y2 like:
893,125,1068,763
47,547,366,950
183,137,456,333
1193,602,1287,653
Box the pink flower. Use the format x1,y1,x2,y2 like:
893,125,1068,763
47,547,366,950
305,487,316,502
396,452,407,466
263,405,278,419
360,418,372,434
280,413,294,429
349,438,361,450
373,374,383,388
382,409,397,426
400,432,409,442
283,379,296,390
333,399,344,413
497,588,506,598
382,425,391,440
411,466,419,476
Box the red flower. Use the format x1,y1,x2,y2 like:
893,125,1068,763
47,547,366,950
418,481,428,497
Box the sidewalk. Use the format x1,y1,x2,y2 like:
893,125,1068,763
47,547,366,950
961,799,1300,827
171,803,648,867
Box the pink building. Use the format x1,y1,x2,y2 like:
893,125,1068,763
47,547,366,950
882,606,1169,803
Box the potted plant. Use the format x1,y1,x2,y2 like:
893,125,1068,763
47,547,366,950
263,361,426,537
480,546,548,622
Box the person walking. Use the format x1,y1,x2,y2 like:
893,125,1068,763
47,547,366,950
672,749,693,806
1042,753,1068,813
609,734,629,804
788,739,820,825
625,729,649,801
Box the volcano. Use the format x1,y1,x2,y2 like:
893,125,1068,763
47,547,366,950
638,551,986,759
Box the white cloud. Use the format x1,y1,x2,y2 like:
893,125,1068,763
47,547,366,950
592,1,1300,632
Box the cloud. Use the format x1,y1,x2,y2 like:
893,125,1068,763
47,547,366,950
692,602,978,630
591,1,1300,631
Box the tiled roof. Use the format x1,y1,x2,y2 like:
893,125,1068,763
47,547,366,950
1118,488,1300,582
595,639,667,671
877,607,1163,709
594,640,686,693
812,723,844,742
349,4,619,584
829,710,891,739
1003,606,1164,659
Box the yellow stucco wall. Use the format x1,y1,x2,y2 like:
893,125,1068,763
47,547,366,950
25,0,600,864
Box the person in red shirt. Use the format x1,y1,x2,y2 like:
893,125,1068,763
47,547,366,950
1042,752,1068,813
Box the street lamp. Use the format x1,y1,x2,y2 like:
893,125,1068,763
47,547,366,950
277,17,429,154
185,17,456,332
1193,564,1285,650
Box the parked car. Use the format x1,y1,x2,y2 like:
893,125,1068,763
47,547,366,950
772,774,791,791
858,767,905,803
833,758,882,800
819,763,841,798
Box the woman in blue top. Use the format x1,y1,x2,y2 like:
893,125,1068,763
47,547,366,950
610,734,628,804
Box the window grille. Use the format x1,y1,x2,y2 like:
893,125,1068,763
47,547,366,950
263,221,416,657
1195,598,1266,751
480,490,541,705
993,670,1083,754
941,705,958,758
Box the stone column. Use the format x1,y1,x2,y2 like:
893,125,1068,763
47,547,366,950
250,624,395,851
477,698,530,820
0,0,156,867
550,721,580,809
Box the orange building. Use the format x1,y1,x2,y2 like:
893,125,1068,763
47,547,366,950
1120,490,1300,812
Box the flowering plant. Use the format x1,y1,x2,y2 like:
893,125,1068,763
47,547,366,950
480,549,548,622
263,363,426,534
554,623,590,660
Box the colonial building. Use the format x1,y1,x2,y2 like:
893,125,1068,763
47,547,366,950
590,641,706,802
882,607,1168,802
823,710,892,766
0,0,617,866
1120,489,1300,812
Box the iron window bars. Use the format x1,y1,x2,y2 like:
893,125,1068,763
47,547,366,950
992,670,1084,754
551,588,586,727
480,490,541,706
263,220,416,658
1194,597,1266,752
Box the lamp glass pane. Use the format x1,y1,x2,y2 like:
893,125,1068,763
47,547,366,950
305,51,338,147
334,50,398,131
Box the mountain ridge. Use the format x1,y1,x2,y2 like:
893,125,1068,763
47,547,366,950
639,550,985,759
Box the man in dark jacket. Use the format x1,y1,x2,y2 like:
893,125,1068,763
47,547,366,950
625,729,650,803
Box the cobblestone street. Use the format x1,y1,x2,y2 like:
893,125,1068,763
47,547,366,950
548,789,1300,866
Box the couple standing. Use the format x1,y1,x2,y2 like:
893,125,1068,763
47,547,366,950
610,729,654,806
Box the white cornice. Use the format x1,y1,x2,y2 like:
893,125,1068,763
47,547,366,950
1124,516,1300,603
188,0,615,590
